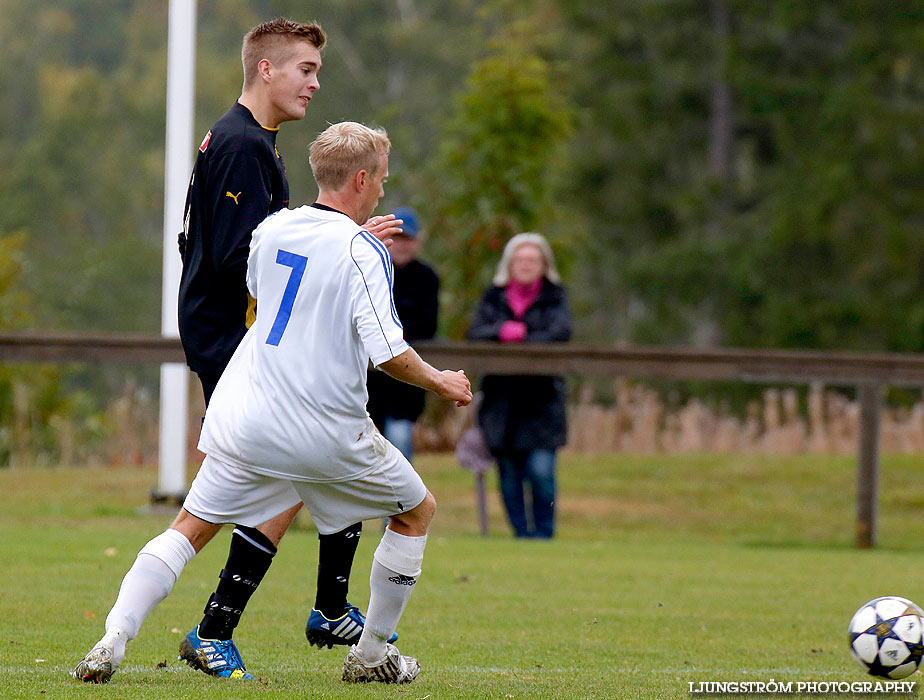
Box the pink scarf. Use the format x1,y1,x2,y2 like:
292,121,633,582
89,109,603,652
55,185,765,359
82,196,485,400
506,278,542,319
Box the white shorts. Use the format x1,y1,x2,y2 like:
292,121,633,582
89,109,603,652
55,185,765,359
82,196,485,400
183,439,427,535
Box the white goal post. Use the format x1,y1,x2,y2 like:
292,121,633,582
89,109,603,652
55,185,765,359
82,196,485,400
155,0,196,502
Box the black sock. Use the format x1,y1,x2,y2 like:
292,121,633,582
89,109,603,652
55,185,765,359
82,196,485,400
314,522,362,617
198,526,276,640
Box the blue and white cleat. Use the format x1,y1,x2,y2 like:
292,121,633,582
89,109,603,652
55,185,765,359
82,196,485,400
179,626,253,679
305,604,397,649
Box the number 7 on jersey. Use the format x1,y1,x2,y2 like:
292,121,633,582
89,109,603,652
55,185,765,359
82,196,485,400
265,249,308,346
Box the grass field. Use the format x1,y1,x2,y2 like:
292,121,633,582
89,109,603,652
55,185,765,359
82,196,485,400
3,452,924,699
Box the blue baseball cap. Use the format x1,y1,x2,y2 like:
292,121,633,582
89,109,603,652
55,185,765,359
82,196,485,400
391,207,420,238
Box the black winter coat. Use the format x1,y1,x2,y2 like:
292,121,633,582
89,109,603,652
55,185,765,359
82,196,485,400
466,279,571,453
367,259,440,426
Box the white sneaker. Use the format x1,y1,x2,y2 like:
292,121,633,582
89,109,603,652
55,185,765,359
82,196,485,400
341,643,420,683
72,629,128,683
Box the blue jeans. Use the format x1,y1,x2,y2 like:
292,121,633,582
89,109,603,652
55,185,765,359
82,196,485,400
496,449,557,539
383,417,414,462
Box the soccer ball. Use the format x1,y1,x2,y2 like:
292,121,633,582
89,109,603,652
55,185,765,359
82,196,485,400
848,596,924,679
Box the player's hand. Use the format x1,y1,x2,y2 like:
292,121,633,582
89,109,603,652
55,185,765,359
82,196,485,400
439,369,473,407
364,214,403,247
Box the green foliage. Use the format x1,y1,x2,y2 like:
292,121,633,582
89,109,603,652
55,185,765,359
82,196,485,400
0,4,165,332
424,4,573,337
3,0,924,353
0,231,30,329
0,266,104,468
561,0,924,351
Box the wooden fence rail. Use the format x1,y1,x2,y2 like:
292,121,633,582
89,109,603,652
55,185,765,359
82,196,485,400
3,331,924,547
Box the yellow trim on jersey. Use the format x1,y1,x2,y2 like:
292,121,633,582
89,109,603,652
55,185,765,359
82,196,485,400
261,125,279,132
246,294,257,329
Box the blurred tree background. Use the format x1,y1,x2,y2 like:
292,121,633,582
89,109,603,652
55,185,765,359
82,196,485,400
1,0,924,462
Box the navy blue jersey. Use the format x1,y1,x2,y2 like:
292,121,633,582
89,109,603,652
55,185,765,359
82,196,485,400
178,102,289,375
366,259,439,424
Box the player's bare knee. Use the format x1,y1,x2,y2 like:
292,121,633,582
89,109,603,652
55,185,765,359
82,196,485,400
411,490,436,524
390,491,436,535
170,509,221,553
422,490,437,520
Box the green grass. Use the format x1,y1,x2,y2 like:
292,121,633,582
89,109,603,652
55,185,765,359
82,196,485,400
3,453,924,699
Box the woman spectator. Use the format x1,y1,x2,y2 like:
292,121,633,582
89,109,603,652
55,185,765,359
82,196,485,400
466,233,571,538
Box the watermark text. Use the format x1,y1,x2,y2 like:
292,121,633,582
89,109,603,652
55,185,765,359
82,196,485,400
688,679,916,695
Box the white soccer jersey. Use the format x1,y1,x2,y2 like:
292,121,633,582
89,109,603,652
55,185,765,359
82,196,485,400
198,205,409,482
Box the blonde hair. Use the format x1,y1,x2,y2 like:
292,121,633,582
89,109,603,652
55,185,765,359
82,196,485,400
241,18,326,89
493,232,561,286
309,122,391,191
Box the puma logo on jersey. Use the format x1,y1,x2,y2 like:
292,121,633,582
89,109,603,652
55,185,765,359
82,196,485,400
225,191,242,205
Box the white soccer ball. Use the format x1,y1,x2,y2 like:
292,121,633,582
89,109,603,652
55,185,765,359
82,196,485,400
849,596,924,679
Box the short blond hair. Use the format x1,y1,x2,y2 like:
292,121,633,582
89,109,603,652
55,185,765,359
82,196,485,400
309,122,391,191
242,18,326,89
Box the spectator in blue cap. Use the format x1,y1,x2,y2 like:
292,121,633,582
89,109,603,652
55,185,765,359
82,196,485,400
366,207,440,460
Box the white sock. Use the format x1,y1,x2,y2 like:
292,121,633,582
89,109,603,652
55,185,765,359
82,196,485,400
355,529,427,661
104,529,196,650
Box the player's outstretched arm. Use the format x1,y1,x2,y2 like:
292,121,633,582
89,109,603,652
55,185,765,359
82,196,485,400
379,347,472,407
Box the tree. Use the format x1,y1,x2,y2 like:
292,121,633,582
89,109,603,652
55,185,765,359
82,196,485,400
0,232,30,330
421,1,572,336
559,0,924,352
0,4,166,332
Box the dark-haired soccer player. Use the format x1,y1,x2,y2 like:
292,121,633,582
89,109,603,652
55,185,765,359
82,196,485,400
73,18,400,683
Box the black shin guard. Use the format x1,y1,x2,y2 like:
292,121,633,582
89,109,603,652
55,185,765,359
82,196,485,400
314,522,362,617
198,526,276,640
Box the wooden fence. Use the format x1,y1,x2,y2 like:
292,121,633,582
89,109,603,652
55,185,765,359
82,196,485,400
4,331,924,548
